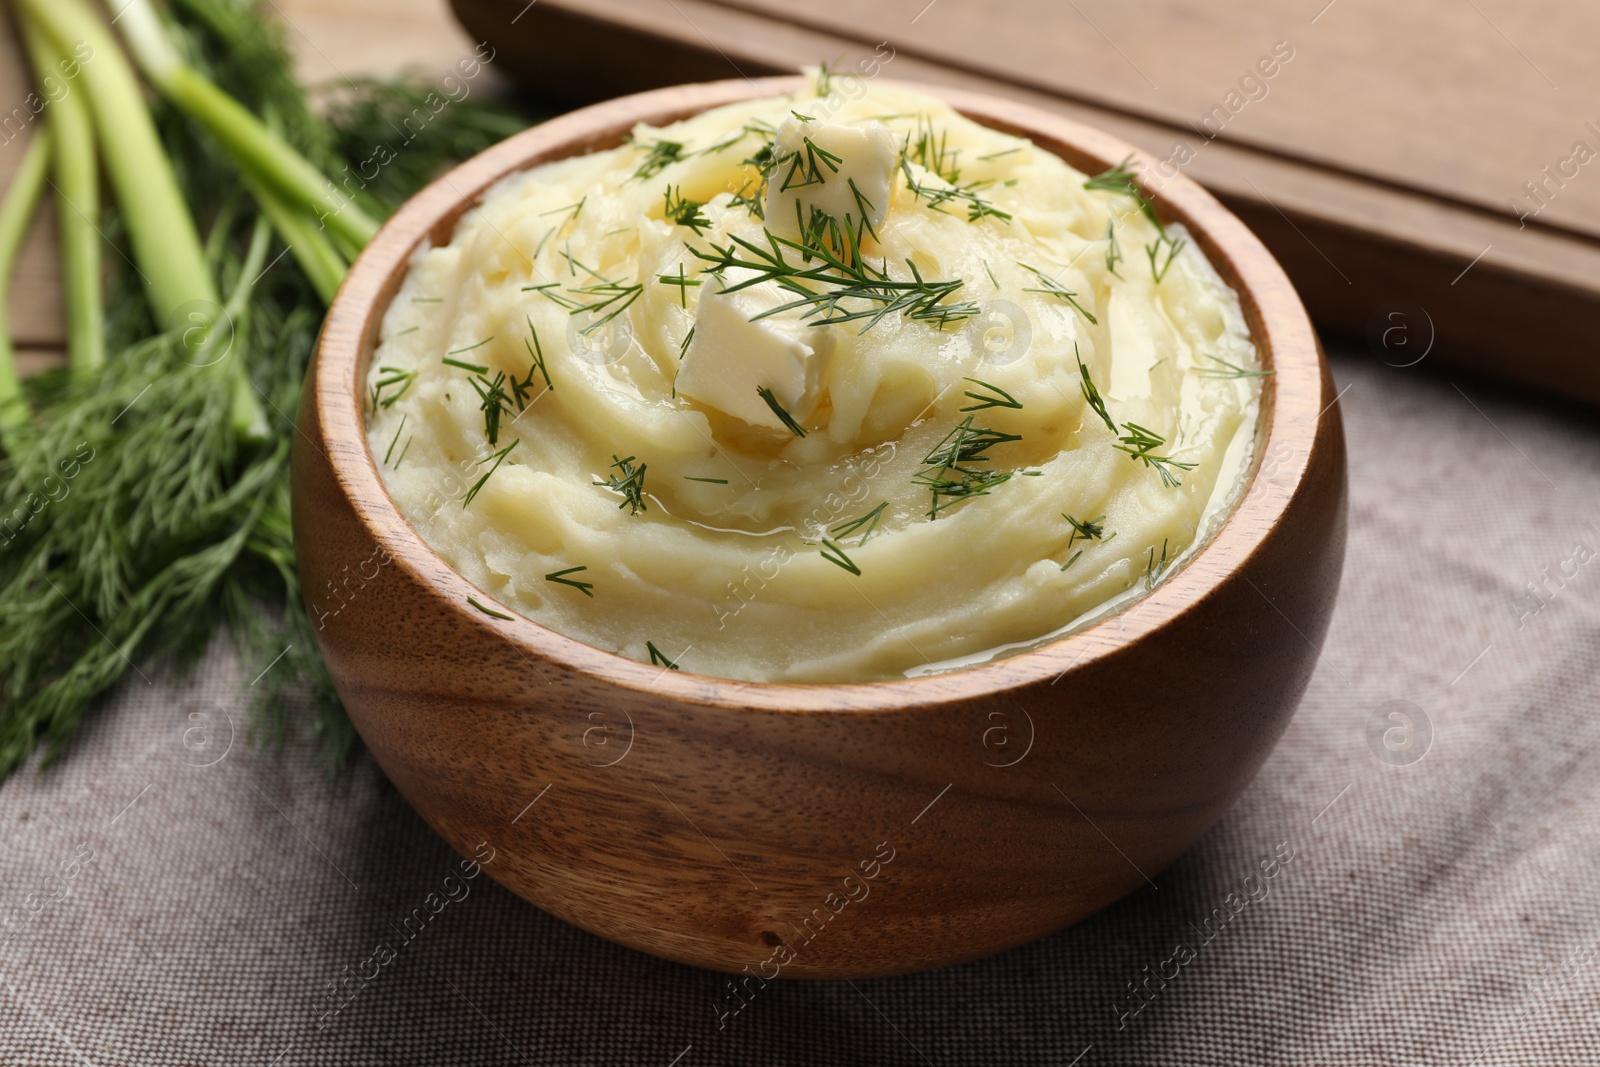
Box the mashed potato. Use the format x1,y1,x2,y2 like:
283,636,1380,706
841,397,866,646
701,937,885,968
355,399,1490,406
364,77,1264,683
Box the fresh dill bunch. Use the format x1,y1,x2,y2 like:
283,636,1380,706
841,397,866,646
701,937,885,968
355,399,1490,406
0,0,543,780
322,80,533,209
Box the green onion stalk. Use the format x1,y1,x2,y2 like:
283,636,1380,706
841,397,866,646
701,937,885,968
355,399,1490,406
0,0,539,778
0,126,50,448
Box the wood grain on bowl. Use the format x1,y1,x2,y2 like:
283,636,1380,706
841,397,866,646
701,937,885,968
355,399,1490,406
292,77,1347,978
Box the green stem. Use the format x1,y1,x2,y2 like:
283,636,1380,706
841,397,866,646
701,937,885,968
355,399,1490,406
218,216,274,441
114,0,380,251
245,173,347,305
18,14,104,378
0,128,52,449
16,0,217,325
20,0,268,437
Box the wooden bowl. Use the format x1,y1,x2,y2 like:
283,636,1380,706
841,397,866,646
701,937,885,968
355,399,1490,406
292,76,1346,979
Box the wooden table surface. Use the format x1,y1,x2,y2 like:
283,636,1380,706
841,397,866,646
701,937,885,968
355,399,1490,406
0,0,496,375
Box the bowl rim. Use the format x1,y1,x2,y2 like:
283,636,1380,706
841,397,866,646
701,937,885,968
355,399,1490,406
307,73,1329,713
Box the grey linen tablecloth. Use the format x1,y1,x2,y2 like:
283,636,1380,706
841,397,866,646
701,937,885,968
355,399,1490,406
2,336,1598,1066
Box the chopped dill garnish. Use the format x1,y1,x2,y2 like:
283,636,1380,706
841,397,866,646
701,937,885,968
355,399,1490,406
1115,423,1197,488
678,326,695,360
814,61,836,96
982,259,999,288
534,225,558,258
390,325,420,337
690,229,977,331
471,371,515,445
1146,233,1186,283
523,318,553,391
831,501,888,545
923,416,1023,469
1061,549,1083,571
522,281,581,310
647,641,681,670
658,264,703,307
1063,513,1106,548
545,565,595,597
820,538,862,575
443,355,489,374
977,147,1023,161
1076,347,1118,433
539,196,586,220
393,437,413,469
757,386,808,437
663,186,711,234
1020,263,1098,325
383,413,408,466
778,136,843,191
729,182,766,220
571,280,643,334
914,468,1014,518
1105,219,1123,278
684,475,728,484
1145,538,1171,590
961,377,1023,411
593,454,648,514
464,440,519,506
900,159,1012,223
467,596,513,620
727,134,779,220
700,119,774,157
371,365,418,413
1084,155,1162,230
631,137,687,180
1196,353,1274,379
914,415,1023,518
847,179,880,240
906,115,960,182
449,337,494,355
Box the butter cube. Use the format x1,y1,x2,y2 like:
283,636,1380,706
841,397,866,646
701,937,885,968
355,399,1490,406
764,117,898,242
676,268,830,433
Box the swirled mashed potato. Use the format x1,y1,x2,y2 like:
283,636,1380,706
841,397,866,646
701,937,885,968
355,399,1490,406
365,77,1264,683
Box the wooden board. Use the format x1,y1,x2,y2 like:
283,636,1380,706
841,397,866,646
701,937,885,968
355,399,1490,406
449,0,1600,406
